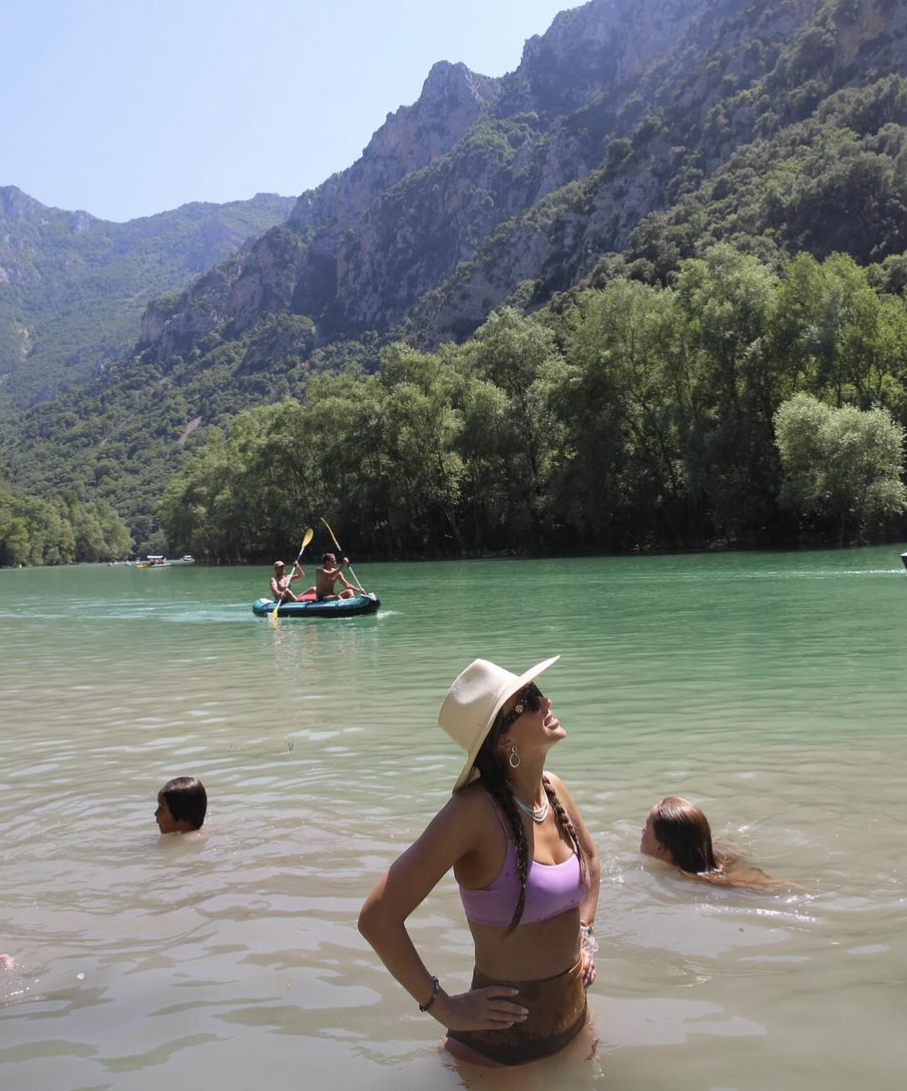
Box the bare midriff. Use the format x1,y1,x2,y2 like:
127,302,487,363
468,907,581,981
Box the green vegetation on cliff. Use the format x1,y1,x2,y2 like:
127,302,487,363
157,248,907,560
0,188,294,413
4,0,907,561
0,474,132,566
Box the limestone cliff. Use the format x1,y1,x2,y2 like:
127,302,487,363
143,0,722,359
132,0,907,363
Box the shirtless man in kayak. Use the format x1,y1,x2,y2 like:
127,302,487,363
315,553,363,601
270,559,305,603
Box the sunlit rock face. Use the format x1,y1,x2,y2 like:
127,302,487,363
150,0,720,354
143,0,907,358
289,60,502,235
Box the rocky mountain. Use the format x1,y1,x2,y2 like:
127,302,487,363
141,0,733,359
0,188,295,412
138,0,906,367
4,0,907,549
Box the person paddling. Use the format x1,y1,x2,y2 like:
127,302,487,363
315,553,362,600
269,559,305,603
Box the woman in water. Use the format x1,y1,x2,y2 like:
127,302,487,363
359,656,600,1067
640,796,776,887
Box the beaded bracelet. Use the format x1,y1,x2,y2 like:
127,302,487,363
419,976,441,1012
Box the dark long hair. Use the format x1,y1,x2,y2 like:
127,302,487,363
652,796,718,874
472,713,587,933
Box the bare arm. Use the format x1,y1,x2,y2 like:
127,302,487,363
334,558,362,592
546,772,600,984
358,794,528,1030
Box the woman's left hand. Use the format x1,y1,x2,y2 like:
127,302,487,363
582,949,596,986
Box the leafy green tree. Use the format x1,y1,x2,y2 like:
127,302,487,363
301,369,390,555
675,245,782,542
0,514,30,566
558,280,689,548
769,252,907,407
378,344,465,553
775,392,907,542
458,308,565,548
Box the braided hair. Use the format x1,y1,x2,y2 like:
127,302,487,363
543,775,589,890
473,713,587,934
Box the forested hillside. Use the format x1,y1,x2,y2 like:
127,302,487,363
156,249,907,560
3,0,907,561
0,188,294,413
0,470,132,566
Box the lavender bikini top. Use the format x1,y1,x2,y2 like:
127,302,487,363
459,794,585,927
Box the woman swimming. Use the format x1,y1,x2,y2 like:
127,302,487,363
358,656,600,1066
641,796,777,888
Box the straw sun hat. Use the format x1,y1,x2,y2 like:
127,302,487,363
438,656,560,793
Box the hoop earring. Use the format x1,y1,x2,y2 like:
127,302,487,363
508,746,520,769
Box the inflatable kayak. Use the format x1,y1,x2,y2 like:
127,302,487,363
253,592,380,618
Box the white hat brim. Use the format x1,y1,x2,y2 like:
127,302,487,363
451,655,560,793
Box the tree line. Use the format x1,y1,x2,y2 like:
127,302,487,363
0,478,133,567
158,245,907,561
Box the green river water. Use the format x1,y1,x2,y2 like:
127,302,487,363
1,549,905,1090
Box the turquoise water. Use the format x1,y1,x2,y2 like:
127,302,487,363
1,549,906,1090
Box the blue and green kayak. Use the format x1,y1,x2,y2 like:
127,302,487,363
253,592,380,618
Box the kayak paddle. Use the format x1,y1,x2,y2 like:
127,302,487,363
319,517,366,593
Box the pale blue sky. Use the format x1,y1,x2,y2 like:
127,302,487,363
3,0,576,223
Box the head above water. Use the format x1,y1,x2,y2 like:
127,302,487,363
641,796,718,874
156,776,207,833
438,655,560,793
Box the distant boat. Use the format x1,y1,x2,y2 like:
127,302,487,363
136,555,171,569
901,552,907,572
181,554,196,564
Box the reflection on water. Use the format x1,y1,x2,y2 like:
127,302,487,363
1,550,906,1090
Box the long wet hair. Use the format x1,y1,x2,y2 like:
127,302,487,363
651,796,719,874
649,796,788,890
472,708,587,933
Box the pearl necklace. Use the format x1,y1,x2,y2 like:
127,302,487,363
514,793,550,823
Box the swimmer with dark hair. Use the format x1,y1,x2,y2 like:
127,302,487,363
641,796,780,888
155,776,207,834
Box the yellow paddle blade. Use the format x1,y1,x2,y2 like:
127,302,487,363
319,516,340,550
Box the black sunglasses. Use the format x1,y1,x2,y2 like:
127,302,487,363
498,683,545,730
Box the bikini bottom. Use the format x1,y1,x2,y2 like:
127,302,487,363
446,957,586,1066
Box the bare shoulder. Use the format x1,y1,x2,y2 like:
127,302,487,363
442,782,496,828
409,784,498,869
